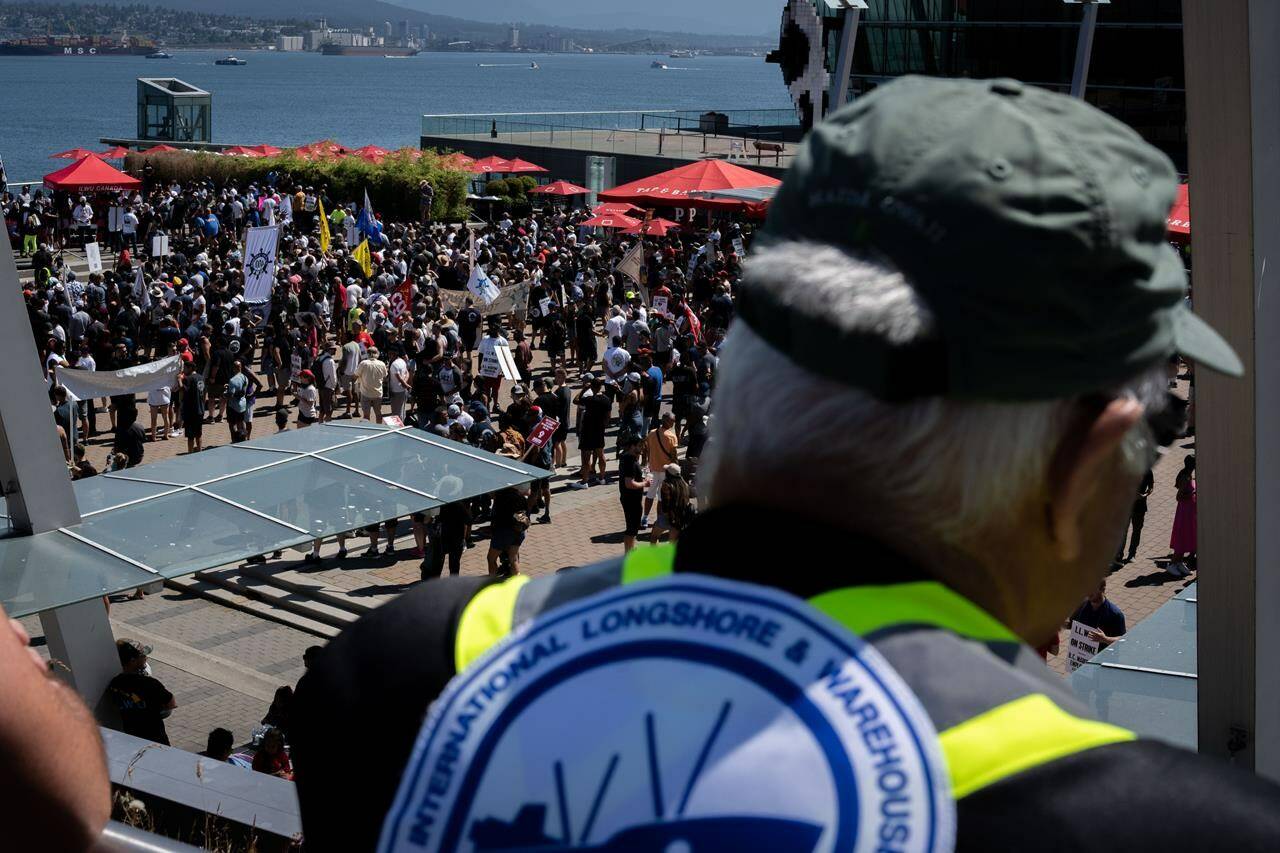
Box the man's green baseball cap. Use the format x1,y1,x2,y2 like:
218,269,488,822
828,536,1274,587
740,75,1242,401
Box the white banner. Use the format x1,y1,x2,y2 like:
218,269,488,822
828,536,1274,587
616,242,644,284
58,355,181,402
438,279,531,317
84,242,103,274
243,225,280,304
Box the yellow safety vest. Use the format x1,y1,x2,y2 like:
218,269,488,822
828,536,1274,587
454,545,1134,801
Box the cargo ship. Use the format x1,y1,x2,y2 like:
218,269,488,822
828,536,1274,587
321,44,417,57
0,35,155,56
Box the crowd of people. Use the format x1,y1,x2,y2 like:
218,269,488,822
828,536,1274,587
9,163,1200,742
9,171,740,566
10,169,749,765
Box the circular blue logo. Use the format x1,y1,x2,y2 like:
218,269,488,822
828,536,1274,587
379,575,955,852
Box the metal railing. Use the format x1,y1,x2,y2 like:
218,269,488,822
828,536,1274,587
423,108,798,136
422,111,799,165
92,822,203,853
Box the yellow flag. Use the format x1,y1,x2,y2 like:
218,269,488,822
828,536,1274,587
353,239,372,278
318,197,331,254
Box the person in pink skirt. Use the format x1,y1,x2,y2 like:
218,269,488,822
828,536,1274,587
1169,454,1196,577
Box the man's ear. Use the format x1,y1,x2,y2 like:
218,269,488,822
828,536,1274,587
1046,398,1145,561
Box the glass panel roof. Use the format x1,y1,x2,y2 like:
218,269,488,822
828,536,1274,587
0,426,545,615
240,423,380,455
74,476,178,515
71,490,310,578
203,457,440,538
325,432,545,501
109,445,295,486
0,531,157,619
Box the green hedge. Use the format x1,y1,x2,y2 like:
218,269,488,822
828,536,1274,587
125,149,470,222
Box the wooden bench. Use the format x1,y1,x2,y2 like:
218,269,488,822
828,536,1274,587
754,140,785,166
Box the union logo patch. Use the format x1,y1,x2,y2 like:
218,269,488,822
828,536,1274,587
379,575,955,852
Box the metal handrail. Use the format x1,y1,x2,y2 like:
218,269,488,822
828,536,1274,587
92,822,204,853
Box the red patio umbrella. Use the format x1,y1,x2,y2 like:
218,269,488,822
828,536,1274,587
351,145,391,163
599,159,781,210
504,158,549,174
472,156,513,173
223,145,266,157
98,146,132,159
297,139,348,157
44,155,141,192
51,148,99,160
1167,183,1190,238
142,145,183,155
579,213,642,229
622,218,681,237
593,202,644,216
251,144,283,156
529,180,591,196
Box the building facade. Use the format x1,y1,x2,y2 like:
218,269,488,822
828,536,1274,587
769,0,1186,170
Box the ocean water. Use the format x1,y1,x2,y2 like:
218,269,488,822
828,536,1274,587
0,50,792,183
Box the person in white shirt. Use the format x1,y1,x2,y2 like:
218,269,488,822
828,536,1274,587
121,208,140,253
387,349,411,420
605,306,627,344
603,337,631,383
345,281,364,311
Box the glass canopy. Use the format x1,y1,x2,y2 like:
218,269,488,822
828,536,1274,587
1,425,547,618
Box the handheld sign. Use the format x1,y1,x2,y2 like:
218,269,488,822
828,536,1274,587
151,235,170,257
651,295,669,316
494,343,522,381
526,417,559,449
84,242,103,273
1067,621,1101,672
383,415,405,428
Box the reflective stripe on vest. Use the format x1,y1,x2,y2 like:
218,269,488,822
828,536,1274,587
454,574,530,674
452,544,1135,799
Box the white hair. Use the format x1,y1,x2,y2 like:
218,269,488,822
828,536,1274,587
700,242,1167,551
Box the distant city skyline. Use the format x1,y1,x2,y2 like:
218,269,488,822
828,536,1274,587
389,0,784,36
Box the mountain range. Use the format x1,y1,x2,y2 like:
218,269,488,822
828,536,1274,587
9,0,782,39
388,1,782,36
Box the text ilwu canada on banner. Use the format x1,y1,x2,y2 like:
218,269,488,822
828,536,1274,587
243,225,280,304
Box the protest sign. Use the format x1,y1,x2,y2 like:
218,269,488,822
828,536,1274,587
651,295,669,317
527,417,559,449
732,236,746,257
494,343,522,381
84,242,103,273
383,415,405,428
151,235,169,257
478,335,505,379
538,297,552,318
1067,621,1101,672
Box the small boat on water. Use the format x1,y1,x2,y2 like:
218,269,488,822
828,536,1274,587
651,61,669,70
146,51,172,59
530,61,539,69
215,55,247,66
